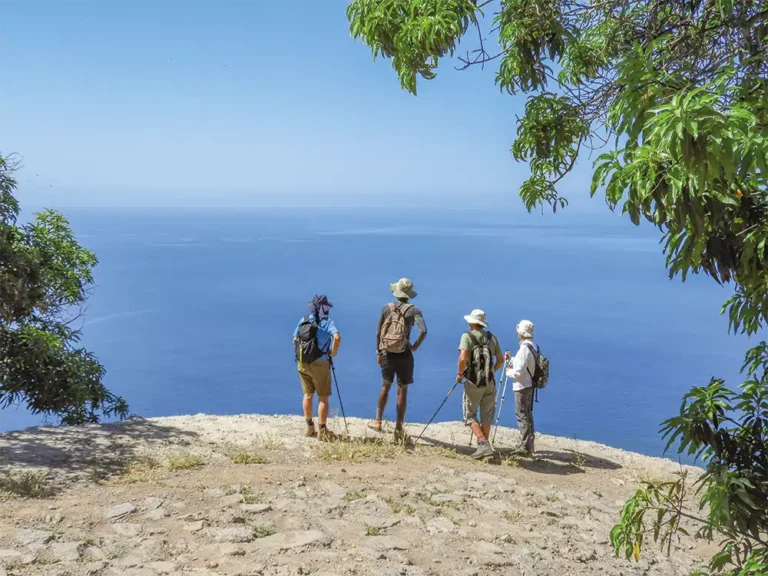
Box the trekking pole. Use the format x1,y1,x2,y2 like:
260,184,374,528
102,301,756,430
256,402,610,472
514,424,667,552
328,357,349,437
491,372,510,445
416,380,461,445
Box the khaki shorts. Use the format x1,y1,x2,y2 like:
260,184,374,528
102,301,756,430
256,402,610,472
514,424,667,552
298,360,332,397
462,380,496,426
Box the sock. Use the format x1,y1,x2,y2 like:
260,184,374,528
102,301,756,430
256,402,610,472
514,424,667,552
306,419,314,427
478,439,489,446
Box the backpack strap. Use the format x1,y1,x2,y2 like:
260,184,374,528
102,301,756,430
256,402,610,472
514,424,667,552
522,341,538,380
464,331,479,350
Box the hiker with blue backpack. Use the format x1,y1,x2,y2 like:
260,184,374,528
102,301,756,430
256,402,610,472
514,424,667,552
293,295,341,441
505,319,548,457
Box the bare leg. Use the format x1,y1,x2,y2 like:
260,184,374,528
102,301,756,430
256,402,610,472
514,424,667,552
375,381,392,422
395,385,408,429
481,423,491,440
302,394,313,421
318,396,329,427
469,421,486,441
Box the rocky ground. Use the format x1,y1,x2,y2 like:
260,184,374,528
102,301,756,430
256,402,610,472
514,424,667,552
0,414,714,576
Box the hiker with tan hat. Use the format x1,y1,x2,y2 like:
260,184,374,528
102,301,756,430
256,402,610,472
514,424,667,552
505,319,538,456
368,278,428,442
457,309,504,459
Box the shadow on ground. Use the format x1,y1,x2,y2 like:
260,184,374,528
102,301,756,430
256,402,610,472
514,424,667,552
0,416,198,480
417,436,622,475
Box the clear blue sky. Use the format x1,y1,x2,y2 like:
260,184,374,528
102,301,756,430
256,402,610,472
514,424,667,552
0,0,595,209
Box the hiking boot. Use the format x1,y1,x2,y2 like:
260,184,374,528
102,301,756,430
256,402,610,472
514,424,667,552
318,427,337,442
304,424,316,437
471,441,495,460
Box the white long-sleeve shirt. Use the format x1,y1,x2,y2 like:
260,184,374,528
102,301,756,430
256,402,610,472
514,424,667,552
506,339,536,391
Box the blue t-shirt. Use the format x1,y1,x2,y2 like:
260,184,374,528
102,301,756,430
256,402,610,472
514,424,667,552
293,315,338,360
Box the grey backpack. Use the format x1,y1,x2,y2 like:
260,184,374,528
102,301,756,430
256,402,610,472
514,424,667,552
465,331,495,387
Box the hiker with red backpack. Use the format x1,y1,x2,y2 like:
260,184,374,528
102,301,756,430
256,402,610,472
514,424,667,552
293,295,341,441
368,278,428,442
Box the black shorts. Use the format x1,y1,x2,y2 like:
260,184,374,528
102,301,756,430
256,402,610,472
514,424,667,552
381,350,414,386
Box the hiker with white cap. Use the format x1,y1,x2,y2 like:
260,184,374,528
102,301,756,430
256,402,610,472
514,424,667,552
369,278,428,442
505,319,538,456
457,309,504,459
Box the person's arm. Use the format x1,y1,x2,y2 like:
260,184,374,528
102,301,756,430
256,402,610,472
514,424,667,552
492,337,504,372
457,333,470,382
330,333,341,357
375,306,386,364
410,310,428,351
292,320,300,344
508,345,531,381
326,320,341,358
457,350,470,382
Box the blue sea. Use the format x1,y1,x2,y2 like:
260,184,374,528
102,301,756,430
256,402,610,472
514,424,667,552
0,208,752,459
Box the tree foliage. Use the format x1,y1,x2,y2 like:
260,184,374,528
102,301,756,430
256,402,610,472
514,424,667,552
0,154,128,425
347,0,767,573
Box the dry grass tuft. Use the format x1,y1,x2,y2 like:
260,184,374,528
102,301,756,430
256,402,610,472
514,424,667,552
504,510,522,523
365,525,384,536
167,452,204,471
112,456,163,484
251,524,275,538
343,490,366,503
383,496,416,515
0,470,53,499
254,435,285,451
227,446,270,465
314,437,400,463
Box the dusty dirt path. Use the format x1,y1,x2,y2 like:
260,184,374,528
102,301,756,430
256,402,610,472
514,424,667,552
0,415,712,576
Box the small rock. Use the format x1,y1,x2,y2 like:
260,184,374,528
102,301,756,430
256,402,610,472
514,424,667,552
16,529,54,547
468,520,477,527
84,561,107,575
50,542,84,563
251,530,328,551
184,521,205,533
83,546,107,561
218,494,244,508
361,516,400,529
240,503,272,514
220,544,245,557
363,537,408,551
148,561,177,574
105,502,137,520
0,550,21,566
114,553,144,568
203,488,224,498
431,494,463,504
112,523,143,537
231,516,247,524
143,497,164,510
144,508,169,521
426,517,456,535
205,526,254,543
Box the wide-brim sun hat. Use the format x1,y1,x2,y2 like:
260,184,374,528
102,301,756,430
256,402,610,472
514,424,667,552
464,309,488,327
517,319,534,338
391,278,417,299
